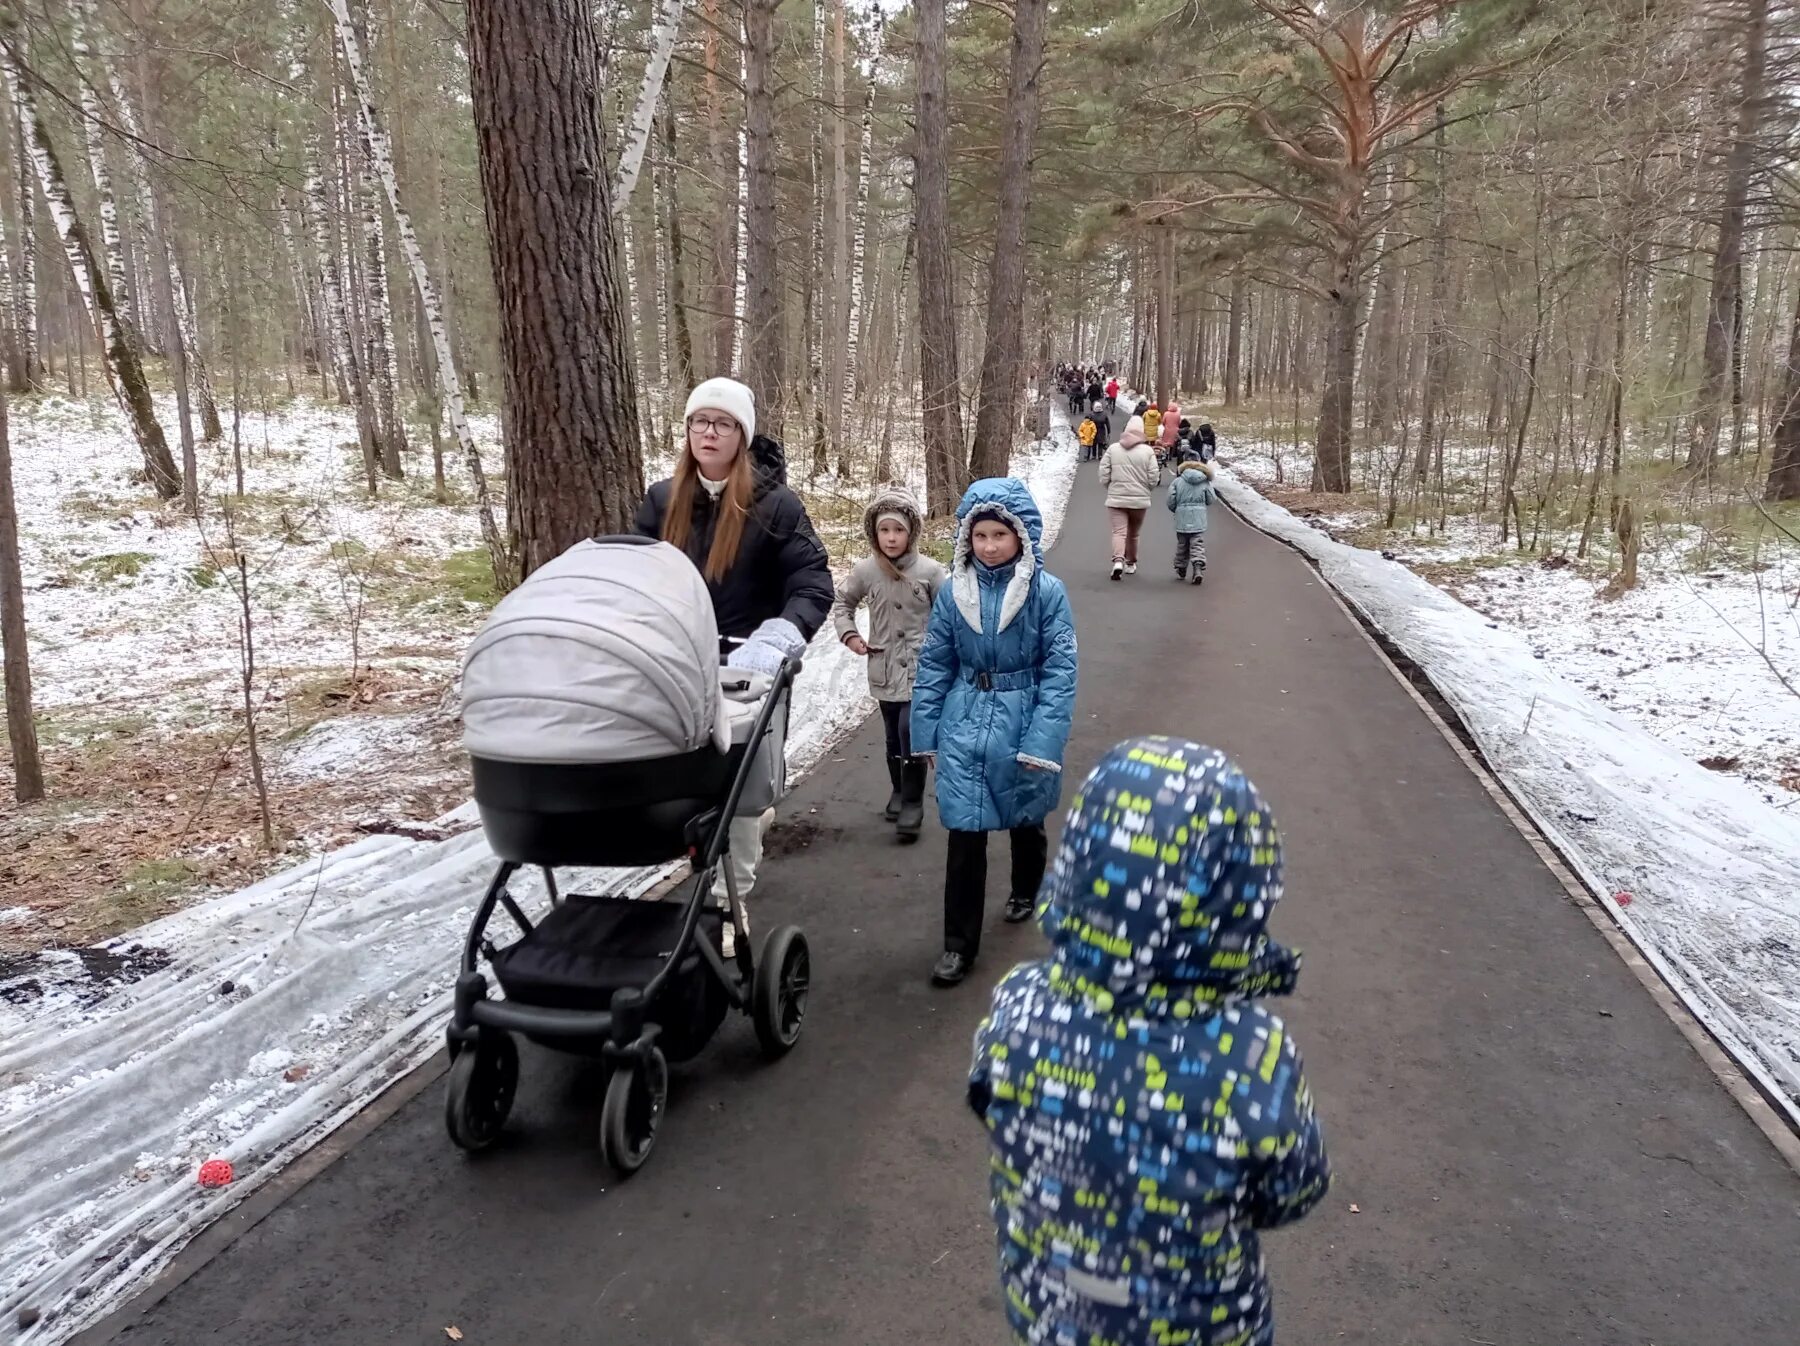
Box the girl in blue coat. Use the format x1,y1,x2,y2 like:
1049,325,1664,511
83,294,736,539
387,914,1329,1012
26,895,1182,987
911,479,1078,987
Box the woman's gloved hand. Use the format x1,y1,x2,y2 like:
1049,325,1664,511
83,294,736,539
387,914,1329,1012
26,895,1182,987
726,617,807,677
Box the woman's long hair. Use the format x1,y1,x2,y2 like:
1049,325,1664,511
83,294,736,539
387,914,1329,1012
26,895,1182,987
660,439,755,581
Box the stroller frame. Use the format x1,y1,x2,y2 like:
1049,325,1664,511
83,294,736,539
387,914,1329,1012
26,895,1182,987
445,656,810,1173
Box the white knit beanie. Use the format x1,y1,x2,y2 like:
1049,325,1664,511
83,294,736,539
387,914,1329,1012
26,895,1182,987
685,377,757,444
876,511,909,531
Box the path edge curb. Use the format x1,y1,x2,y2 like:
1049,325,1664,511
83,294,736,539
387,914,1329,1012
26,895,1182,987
1219,487,1800,1177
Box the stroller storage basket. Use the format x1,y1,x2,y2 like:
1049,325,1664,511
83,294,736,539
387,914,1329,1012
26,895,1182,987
471,745,746,868
489,895,728,1060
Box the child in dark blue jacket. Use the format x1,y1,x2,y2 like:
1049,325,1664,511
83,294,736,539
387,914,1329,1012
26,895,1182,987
970,737,1330,1345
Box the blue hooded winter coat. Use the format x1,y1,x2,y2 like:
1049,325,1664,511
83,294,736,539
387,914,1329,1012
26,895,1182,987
969,738,1330,1346
910,479,1078,833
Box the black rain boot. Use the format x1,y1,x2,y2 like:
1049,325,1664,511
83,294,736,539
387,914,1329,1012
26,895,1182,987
896,757,927,841
883,756,904,821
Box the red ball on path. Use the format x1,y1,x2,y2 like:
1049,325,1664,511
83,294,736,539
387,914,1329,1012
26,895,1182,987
197,1159,234,1189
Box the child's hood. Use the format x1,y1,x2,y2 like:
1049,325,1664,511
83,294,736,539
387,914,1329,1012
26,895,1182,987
1038,737,1300,1013
862,482,925,557
948,477,1045,633
1179,463,1213,483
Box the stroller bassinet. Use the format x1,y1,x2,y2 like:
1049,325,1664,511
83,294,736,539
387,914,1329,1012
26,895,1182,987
448,536,810,1174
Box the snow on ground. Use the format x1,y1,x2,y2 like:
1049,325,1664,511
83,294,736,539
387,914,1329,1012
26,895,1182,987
0,403,1079,1341
1221,431,1800,801
10,392,498,724
1211,466,1800,1130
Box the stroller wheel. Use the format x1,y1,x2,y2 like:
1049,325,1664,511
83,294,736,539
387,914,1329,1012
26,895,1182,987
445,1029,518,1152
601,1046,668,1177
753,926,810,1058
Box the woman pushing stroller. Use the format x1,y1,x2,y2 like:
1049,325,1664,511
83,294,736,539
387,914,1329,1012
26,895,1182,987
634,377,834,946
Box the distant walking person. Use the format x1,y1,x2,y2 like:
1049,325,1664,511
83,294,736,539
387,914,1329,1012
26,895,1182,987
1098,415,1160,581
1167,454,1217,585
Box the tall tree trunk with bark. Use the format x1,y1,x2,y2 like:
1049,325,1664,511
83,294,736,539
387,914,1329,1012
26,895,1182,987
0,378,42,801
1224,272,1244,407
915,0,965,514
742,0,783,436
659,100,694,392
1413,103,1451,489
1766,281,1800,501
807,0,828,479
1688,0,1769,472
465,0,642,579
1155,223,1173,406
969,0,1047,481
1,37,179,498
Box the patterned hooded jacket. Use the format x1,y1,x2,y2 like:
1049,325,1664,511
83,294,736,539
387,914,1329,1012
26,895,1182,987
910,479,1078,832
829,483,947,701
969,738,1330,1346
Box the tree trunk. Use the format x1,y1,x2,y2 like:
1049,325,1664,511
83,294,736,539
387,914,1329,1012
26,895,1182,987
10,74,42,391
828,0,851,464
465,0,643,579
1313,256,1362,494
969,0,1047,481
1688,0,1769,472
612,0,683,211
332,0,504,575
1414,103,1451,488
1,42,180,498
807,0,828,480
840,30,878,436
1155,223,1173,406
72,0,134,340
659,99,694,392
915,0,965,513
1764,279,1800,501
0,378,42,801
741,0,783,436
1224,272,1244,407
703,0,735,373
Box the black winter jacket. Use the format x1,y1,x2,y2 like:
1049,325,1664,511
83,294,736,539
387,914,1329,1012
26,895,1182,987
632,434,835,642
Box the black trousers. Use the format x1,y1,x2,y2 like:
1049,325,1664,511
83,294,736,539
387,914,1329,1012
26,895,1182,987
879,698,912,758
944,825,1048,958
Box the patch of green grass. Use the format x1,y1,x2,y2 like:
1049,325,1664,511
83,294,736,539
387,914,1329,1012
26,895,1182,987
73,551,155,581
37,710,153,751
187,563,223,590
107,858,200,917
61,490,123,521
393,547,501,616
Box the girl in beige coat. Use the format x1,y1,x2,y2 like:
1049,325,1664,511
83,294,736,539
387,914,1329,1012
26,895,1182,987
831,483,948,839
1098,415,1162,580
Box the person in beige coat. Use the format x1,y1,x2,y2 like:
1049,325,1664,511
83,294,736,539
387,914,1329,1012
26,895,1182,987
1098,415,1162,580
831,483,948,839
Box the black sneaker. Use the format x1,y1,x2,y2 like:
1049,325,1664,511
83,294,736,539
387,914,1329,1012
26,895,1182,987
1004,893,1035,924
931,951,973,986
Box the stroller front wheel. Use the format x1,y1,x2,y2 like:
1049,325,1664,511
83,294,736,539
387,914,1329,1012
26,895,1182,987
601,1046,668,1176
445,1028,518,1152
753,926,811,1058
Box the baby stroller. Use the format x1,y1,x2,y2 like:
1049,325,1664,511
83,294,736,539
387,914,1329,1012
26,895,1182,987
450,536,810,1175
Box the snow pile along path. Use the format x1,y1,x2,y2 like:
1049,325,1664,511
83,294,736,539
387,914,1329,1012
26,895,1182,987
0,413,1079,1342
1213,468,1800,1129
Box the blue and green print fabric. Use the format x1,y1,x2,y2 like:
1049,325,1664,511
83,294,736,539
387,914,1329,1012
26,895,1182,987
969,737,1330,1346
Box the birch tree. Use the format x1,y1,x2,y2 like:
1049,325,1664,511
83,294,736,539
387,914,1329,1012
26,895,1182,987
840,15,879,446
9,76,40,392
613,0,684,212
71,0,132,339
0,29,180,499
328,0,504,578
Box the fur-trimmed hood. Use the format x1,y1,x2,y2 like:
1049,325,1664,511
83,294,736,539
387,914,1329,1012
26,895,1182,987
950,478,1045,636
861,481,925,558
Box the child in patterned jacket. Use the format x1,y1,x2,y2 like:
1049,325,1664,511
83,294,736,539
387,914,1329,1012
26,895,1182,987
969,737,1330,1346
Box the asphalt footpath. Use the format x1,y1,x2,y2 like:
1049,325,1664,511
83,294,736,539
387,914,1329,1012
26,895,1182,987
82,414,1800,1346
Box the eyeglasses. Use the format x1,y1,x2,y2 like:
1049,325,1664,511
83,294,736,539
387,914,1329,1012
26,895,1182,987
687,415,739,437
